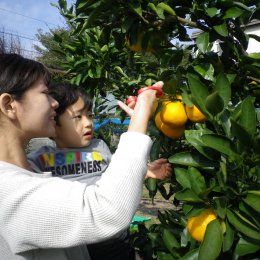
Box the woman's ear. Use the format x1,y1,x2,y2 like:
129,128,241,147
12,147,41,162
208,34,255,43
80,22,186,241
0,93,17,120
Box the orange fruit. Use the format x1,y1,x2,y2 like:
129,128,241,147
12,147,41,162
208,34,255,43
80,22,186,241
160,101,188,127
185,105,207,123
155,112,185,140
127,38,142,52
175,94,182,101
126,32,153,53
187,209,217,242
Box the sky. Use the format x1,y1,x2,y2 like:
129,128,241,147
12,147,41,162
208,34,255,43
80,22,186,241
0,0,73,58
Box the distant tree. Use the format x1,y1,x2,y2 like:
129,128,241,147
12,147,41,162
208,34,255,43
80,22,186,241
0,27,22,55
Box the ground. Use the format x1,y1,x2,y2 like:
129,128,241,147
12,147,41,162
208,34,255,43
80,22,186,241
136,198,173,219
133,184,178,228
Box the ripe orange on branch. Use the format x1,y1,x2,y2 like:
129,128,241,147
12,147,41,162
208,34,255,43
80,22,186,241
160,100,188,127
185,105,207,123
187,209,217,242
155,112,185,140
126,31,153,53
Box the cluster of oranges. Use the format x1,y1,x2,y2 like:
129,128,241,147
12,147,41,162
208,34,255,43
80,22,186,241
154,95,207,140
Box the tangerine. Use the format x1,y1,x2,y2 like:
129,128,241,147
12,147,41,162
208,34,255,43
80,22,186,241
155,112,184,140
187,209,217,242
160,101,188,126
126,32,153,53
185,105,207,123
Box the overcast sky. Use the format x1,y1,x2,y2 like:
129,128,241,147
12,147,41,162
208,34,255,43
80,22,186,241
0,0,73,57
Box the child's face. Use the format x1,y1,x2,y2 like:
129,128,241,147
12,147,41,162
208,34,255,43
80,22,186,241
54,97,94,148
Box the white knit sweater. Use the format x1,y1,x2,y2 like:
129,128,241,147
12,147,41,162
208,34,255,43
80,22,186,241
0,132,152,259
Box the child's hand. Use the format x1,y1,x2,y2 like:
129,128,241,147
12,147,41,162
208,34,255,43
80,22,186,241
146,158,172,180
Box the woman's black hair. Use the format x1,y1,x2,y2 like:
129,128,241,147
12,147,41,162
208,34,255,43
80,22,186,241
48,83,93,125
0,53,50,100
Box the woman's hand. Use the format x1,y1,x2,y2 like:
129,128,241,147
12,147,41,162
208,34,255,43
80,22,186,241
146,158,172,180
118,81,163,134
117,81,164,117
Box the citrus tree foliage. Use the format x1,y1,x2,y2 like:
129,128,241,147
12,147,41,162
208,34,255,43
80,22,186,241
52,0,260,259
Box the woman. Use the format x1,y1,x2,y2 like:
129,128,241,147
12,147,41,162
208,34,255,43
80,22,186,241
0,53,164,259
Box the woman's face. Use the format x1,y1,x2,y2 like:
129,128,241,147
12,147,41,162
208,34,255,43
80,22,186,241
15,79,58,139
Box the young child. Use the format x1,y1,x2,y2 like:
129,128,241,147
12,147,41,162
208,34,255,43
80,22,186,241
27,83,172,260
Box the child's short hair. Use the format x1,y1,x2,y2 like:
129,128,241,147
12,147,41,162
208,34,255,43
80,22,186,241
48,83,93,125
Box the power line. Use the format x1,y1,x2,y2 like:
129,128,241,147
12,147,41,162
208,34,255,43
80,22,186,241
20,48,39,54
0,7,61,28
0,31,40,42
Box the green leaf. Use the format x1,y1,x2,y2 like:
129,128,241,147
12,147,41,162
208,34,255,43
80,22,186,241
82,2,108,30
187,73,209,115
185,130,220,160
214,73,231,108
157,3,176,16
186,207,207,219
100,44,108,52
162,228,180,252
147,3,157,14
58,0,67,9
227,209,260,240
74,73,82,85
196,32,209,53
239,96,257,135
53,33,63,43
188,167,206,195
243,193,260,213
129,3,142,17
213,197,227,219
231,119,253,149
213,23,229,37
233,1,252,12
169,151,219,168
205,91,224,116
175,188,204,202
194,64,214,81
157,251,175,260
235,237,260,256
198,220,223,260
148,232,162,247
180,248,199,260
206,7,218,17
223,7,244,19
201,134,238,159
220,110,232,137
248,52,260,59
239,201,260,230
175,168,191,189
74,58,89,67
223,220,235,252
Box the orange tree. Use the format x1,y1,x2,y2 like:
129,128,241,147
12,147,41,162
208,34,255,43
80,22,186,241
52,0,260,259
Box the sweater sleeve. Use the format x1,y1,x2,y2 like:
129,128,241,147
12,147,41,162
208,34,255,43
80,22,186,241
0,132,152,253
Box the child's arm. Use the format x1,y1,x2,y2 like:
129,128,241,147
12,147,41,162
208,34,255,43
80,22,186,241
145,158,172,180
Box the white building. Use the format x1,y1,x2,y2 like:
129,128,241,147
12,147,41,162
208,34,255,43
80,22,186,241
245,20,260,53
192,19,260,54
